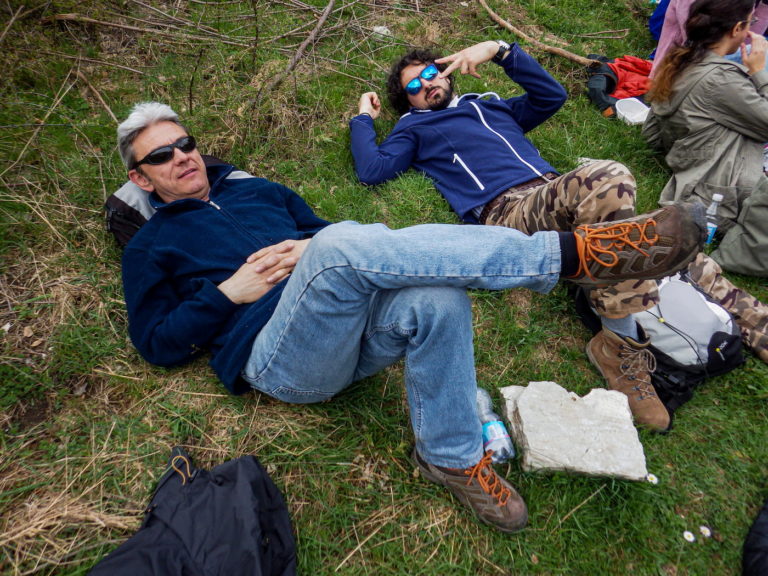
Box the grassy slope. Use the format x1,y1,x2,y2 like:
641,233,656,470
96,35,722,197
0,0,766,574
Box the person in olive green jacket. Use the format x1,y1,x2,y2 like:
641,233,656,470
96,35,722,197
643,0,768,277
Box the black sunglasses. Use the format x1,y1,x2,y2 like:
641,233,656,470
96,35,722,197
132,135,197,169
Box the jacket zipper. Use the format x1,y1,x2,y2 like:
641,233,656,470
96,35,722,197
468,101,544,177
453,153,485,190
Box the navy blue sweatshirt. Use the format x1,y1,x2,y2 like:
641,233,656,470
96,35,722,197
349,42,567,222
122,164,330,394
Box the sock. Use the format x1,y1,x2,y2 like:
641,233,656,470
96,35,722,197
558,231,579,277
601,315,639,340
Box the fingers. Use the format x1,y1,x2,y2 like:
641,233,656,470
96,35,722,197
435,42,496,79
744,32,767,74
358,92,381,118
246,240,294,264
266,266,293,284
435,54,460,78
252,252,298,274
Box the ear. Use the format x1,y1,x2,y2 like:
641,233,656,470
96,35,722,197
128,168,155,193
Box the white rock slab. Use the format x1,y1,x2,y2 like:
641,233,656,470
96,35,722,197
500,381,647,481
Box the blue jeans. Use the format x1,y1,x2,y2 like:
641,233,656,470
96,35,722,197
241,222,561,468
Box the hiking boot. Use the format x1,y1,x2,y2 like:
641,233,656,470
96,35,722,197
412,449,528,533
569,203,705,287
586,327,671,432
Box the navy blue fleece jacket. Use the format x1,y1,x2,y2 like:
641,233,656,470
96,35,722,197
349,42,567,222
121,164,330,394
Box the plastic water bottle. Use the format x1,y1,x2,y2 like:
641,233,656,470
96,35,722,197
476,388,515,463
705,193,723,245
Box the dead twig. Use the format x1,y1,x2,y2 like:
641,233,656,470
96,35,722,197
550,484,606,534
0,5,24,47
46,13,251,47
0,69,76,180
573,28,630,40
249,0,336,108
75,70,118,124
19,49,147,75
125,0,221,35
476,0,599,68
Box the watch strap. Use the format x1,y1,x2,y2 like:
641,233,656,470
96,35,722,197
492,40,511,63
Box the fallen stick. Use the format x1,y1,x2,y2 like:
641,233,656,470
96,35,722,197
248,0,335,108
46,13,250,47
75,70,118,124
477,0,599,68
0,5,24,47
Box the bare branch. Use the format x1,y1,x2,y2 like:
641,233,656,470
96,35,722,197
248,0,336,108
476,0,599,68
75,70,118,124
46,13,251,47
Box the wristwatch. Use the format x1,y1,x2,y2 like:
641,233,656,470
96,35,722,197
492,40,511,63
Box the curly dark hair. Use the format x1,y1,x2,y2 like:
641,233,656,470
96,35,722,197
386,48,454,115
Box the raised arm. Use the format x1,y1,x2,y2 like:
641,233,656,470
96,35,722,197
437,40,566,132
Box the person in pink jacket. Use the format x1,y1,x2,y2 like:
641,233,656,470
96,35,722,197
651,0,768,77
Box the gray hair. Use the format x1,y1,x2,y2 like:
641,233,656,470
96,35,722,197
117,102,184,169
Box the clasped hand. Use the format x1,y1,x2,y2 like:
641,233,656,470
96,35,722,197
218,239,310,304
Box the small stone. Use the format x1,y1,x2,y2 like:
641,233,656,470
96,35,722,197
372,26,392,38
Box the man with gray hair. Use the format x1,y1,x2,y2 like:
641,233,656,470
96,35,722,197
117,101,703,533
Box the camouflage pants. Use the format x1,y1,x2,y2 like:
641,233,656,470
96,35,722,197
687,252,768,364
483,160,659,318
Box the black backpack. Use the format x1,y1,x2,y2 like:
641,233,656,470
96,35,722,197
89,447,296,576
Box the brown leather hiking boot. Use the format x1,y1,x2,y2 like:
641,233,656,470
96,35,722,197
412,449,528,533
586,328,671,432
569,203,705,287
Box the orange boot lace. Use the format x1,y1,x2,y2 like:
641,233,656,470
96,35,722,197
464,451,511,506
574,219,659,281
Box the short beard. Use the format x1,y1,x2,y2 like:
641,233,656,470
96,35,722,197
428,86,453,112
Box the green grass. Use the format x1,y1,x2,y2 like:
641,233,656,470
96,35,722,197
1,0,767,574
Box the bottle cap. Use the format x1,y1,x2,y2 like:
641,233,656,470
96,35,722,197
712,193,724,202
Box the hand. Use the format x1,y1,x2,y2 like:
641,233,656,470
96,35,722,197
743,32,767,75
435,41,501,78
218,239,310,304
247,238,310,282
358,92,381,119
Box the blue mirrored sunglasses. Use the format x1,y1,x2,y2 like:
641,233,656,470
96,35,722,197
405,64,440,96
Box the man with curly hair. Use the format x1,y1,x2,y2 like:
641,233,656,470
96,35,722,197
349,40,675,432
